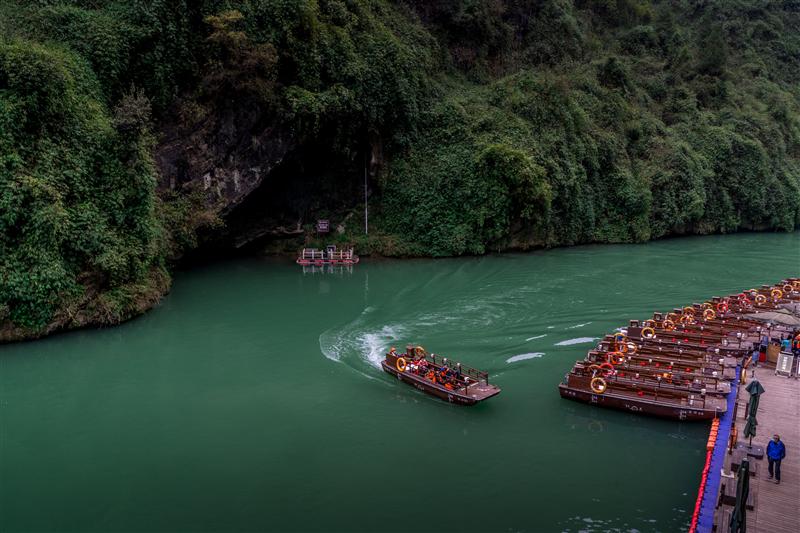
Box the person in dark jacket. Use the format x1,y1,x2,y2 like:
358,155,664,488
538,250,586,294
767,434,787,484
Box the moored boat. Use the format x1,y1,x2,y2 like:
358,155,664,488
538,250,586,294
296,245,359,266
556,278,800,421
382,346,501,405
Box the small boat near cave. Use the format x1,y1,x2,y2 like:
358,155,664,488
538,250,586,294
382,346,501,405
296,245,359,266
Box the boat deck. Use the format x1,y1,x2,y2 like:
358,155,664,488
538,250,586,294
461,381,502,401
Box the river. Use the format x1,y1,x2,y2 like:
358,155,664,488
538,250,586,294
1,233,798,532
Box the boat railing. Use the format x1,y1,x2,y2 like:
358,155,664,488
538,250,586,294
428,353,489,385
299,248,356,261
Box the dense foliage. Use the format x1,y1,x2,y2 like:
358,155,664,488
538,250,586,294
1,0,798,335
380,0,800,254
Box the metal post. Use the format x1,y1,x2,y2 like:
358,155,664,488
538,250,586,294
364,151,368,235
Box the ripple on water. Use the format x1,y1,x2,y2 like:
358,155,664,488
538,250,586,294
554,337,598,346
505,352,544,363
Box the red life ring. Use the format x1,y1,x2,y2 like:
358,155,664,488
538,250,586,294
716,302,728,313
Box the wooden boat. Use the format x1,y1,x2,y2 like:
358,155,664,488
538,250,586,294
558,372,727,421
382,346,500,405
296,245,359,266
557,278,798,420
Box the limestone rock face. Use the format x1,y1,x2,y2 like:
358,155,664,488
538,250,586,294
155,99,293,215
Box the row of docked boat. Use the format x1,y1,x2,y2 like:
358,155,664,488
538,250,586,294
558,278,800,420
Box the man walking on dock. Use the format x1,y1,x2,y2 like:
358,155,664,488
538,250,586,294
767,434,786,484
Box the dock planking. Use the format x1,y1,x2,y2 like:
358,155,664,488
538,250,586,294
730,366,800,532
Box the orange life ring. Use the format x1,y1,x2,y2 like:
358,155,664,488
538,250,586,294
641,327,656,339
703,308,716,320
702,302,714,310
793,280,800,289
663,319,676,331
607,351,625,365
683,306,696,316
626,342,638,354
679,314,694,325
783,284,793,293
590,377,607,394
771,288,783,300
755,294,767,305
643,319,656,328
396,357,407,372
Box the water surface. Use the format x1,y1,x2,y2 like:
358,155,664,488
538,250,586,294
1,233,798,532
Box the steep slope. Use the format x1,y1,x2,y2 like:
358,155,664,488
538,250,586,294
1,0,798,341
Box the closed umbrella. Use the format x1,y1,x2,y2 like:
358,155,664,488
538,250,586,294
729,457,750,532
744,379,765,446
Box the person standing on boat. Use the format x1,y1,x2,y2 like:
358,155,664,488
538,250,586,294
767,434,786,484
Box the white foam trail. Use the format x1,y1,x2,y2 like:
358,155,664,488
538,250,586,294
567,322,592,329
525,334,547,341
358,325,404,369
555,337,597,346
506,352,544,363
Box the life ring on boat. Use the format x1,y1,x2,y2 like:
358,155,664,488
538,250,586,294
599,362,614,376
679,314,694,325
771,288,783,300
793,280,800,289
396,357,407,372
643,319,656,328
702,302,714,310
739,296,752,308
613,333,627,344
625,342,638,354
683,306,696,316
607,351,625,365
703,308,716,320
716,302,729,313
755,294,767,305
641,327,656,339
663,319,676,331
783,284,794,293
590,377,607,394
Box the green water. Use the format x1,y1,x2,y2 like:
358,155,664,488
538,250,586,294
1,234,798,532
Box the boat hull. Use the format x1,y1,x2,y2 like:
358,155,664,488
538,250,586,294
558,384,723,421
381,361,499,405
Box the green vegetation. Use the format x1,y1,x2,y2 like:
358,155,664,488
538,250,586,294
1,0,799,336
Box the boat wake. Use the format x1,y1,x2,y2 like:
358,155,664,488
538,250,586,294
319,307,406,376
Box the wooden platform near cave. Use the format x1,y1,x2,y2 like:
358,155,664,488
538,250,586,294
716,365,800,532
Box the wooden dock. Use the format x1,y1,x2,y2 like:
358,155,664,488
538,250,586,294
723,365,800,532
